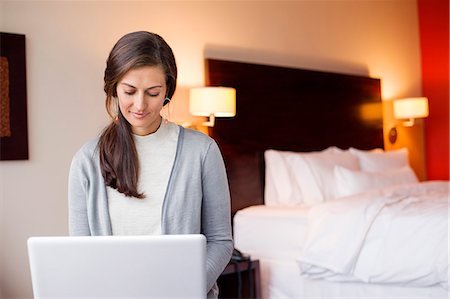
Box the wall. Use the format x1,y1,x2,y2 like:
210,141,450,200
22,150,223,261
418,0,449,180
0,1,422,298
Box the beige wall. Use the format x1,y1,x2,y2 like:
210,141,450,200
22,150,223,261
0,1,422,298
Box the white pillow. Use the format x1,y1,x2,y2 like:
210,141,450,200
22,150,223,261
349,147,409,172
264,147,359,206
299,150,360,203
265,148,339,206
264,150,304,206
334,165,419,198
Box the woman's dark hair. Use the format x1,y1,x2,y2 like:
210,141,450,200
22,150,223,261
98,31,177,198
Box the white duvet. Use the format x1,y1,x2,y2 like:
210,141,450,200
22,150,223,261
297,181,449,289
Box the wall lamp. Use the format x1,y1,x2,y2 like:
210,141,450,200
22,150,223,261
189,87,236,127
389,97,429,144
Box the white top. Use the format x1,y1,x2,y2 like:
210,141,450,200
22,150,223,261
108,120,179,235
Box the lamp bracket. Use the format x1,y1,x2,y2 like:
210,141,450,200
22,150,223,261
401,118,415,127
201,114,216,127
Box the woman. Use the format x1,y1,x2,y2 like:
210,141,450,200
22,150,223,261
68,31,233,297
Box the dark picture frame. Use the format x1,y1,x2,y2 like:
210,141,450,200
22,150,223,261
0,32,28,160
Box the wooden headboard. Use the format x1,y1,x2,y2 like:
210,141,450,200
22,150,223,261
205,59,383,215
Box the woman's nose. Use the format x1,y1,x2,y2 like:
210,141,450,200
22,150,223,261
134,93,146,111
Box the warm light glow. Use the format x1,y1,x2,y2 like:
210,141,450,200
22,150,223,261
393,97,429,120
357,102,383,122
190,87,236,117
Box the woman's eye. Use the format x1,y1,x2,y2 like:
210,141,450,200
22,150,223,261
148,92,160,97
124,91,134,95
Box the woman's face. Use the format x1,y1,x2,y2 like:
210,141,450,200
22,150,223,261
116,65,167,136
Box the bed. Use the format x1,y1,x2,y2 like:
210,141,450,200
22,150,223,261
205,58,449,298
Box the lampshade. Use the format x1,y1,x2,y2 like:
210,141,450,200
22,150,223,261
190,87,236,117
393,97,429,120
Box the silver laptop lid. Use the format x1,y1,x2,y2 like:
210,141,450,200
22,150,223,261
27,234,206,299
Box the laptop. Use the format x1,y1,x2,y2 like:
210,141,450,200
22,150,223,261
27,234,207,298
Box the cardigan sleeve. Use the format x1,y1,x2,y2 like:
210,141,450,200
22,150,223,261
67,140,113,236
68,149,91,236
201,140,234,291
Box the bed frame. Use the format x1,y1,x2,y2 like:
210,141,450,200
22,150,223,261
205,58,384,215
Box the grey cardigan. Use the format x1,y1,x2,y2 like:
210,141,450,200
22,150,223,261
68,126,233,297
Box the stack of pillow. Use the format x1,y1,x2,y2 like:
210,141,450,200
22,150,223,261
264,147,418,206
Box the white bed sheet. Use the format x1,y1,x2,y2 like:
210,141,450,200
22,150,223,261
298,181,449,288
258,258,448,299
233,182,449,298
233,205,310,260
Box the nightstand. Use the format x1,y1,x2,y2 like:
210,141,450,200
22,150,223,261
217,259,261,299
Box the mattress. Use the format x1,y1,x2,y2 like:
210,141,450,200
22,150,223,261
233,205,310,261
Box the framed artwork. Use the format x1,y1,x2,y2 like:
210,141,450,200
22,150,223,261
0,32,28,160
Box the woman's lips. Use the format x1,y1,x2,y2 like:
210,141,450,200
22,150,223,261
131,111,148,119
